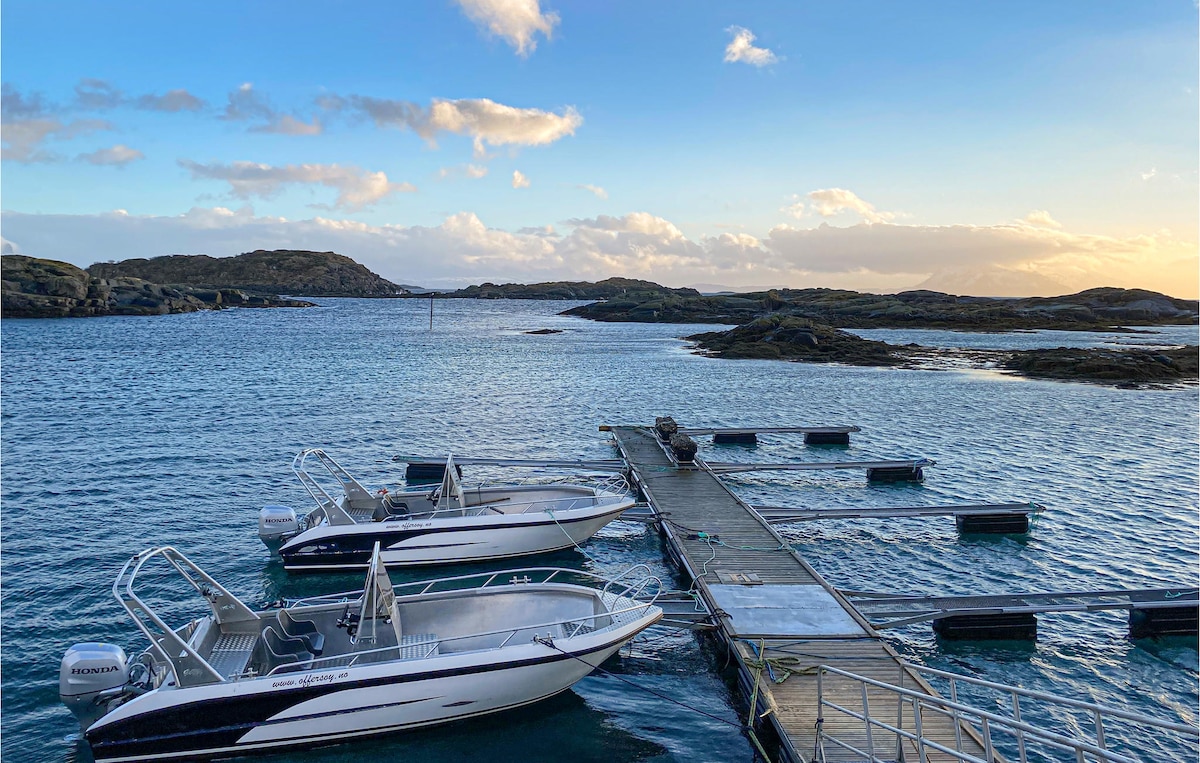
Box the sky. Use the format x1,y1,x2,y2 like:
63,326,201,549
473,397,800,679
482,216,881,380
2,1,1197,297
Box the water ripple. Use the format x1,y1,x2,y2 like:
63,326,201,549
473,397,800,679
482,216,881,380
2,299,1196,762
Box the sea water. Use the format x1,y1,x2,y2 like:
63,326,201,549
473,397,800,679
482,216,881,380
2,298,1196,762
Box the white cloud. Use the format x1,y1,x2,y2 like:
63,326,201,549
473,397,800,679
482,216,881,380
439,164,490,179
74,78,124,110
781,194,805,218
349,96,581,156
1,117,112,163
1022,210,1061,229
724,26,779,67
761,218,1199,297
4,208,1196,298
1141,167,1158,181
77,144,144,166
802,188,896,223
1,84,50,118
455,0,559,57
178,160,416,211
221,83,273,121
568,212,685,239
220,83,321,134
578,184,608,199
136,88,205,112
512,169,530,188
253,114,323,135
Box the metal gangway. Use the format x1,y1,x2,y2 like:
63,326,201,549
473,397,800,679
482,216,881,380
815,662,1198,763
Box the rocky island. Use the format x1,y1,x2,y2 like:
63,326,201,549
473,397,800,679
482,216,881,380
417,277,697,301
87,249,405,297
2,249,409,318
548,280,1197,387
563,286,1198,331
2,255,315,318
688,315,904,366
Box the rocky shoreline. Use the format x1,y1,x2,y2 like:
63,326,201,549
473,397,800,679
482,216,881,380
685,317,1197,387
2,256,314,318
563,286,1198,331
547,282,1198,387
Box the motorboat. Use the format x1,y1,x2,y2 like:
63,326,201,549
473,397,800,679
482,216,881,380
61,544,663,761
259,449,636,571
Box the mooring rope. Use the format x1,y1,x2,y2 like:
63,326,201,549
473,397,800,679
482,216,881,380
744,639,819,684
546,508,606,565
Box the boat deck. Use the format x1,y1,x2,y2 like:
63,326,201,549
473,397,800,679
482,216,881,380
609,425,994,763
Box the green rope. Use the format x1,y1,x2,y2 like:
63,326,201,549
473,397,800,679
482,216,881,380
745,643,775,763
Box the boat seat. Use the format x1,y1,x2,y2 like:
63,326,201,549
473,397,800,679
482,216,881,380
263,626,314,672
373,499,409,522
278,609,325,656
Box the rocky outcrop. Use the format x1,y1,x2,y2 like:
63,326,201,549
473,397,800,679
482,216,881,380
683,311,1197,386
1002,346,1198,385
87,250,405,297
688,316,906,365
2,255,314,318
564,287,1199,330
430,277,699,301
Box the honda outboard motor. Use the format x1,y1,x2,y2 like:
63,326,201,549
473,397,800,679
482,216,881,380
259,505,299,551
60,643,129,731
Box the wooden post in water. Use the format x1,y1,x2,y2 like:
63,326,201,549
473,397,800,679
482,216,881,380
429,294,434,330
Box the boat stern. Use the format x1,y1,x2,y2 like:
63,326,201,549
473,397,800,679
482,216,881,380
258,505,300,551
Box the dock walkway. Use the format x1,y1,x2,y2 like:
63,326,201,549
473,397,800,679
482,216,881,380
609,425,992,763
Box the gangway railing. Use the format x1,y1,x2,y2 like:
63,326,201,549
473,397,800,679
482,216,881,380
815,662,1198,763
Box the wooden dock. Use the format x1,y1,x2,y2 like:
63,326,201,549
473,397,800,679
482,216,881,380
608,424,993,763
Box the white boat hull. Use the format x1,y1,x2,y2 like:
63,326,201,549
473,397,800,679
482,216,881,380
279,500,633,570
86,633,636,761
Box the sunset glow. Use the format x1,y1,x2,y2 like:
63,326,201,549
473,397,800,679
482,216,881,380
3,1,1197,296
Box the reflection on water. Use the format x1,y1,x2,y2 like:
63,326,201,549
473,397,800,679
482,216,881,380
2,298,1195,762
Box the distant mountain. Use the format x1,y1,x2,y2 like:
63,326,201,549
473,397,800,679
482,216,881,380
87,250,405,297
914,267,1070,297
429,277,699,300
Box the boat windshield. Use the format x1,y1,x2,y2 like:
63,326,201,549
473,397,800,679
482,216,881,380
434,455,465,510
357,543,403,646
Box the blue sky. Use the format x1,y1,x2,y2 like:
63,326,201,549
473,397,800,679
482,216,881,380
3,1,1197,295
